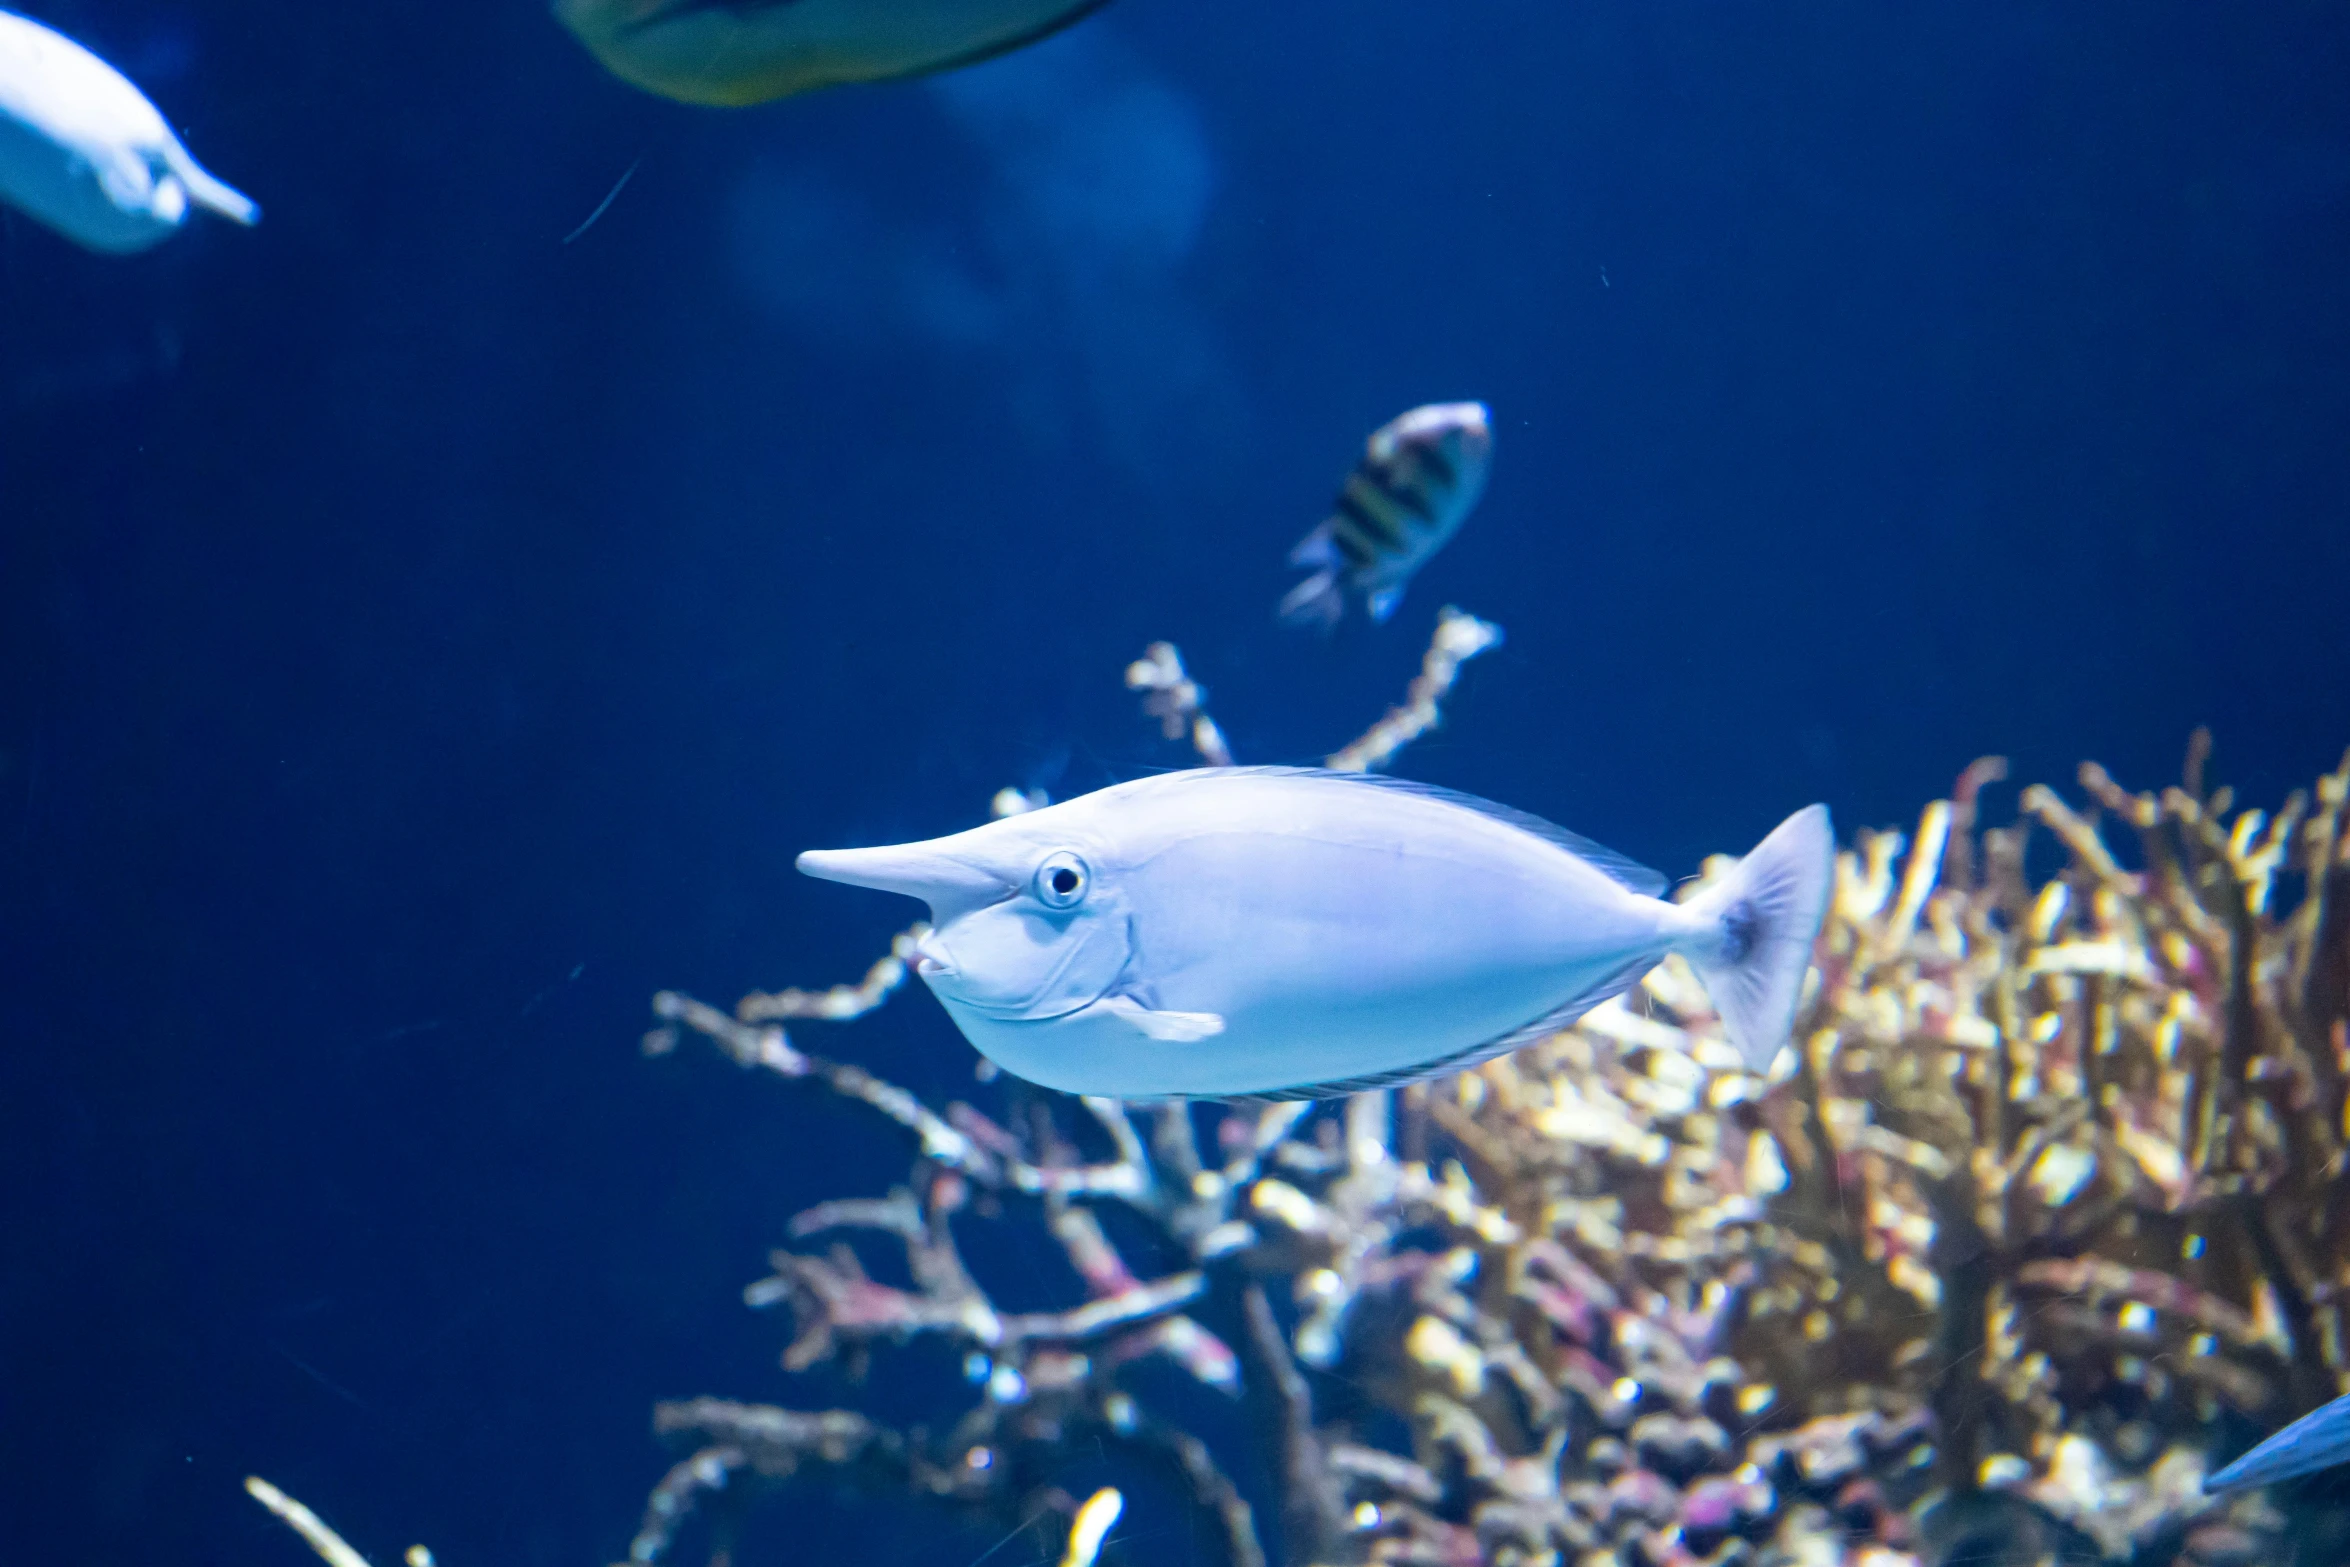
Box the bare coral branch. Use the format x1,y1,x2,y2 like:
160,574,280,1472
1325,606,1503,773
1126,640,1232,766
245,1477,378,1567
737,924,928,1023
634,706,2350,1564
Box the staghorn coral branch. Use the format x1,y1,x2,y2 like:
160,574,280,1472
652,995,1153,1198
245,1477,379,1567
1239,1278,1352,1566
635,1395,1265,1567
1126,610,1501,778
628,1403,906,1565
1940,755,2009,892
746,1177,1209,1370
633,702,2350,1565
1325,607,1503,774
1051,1204,1241,1390
650,1400,894,1469
736,925,929,1023
1001,1273,1209,1346
624,1444,749,1566
2020,783,2133,890
2012,1256,2263,1345
805,1060,1005,1180
1127,641,1233,766
1870,798,1950,965
645,990,807,1076
1327,1442,1444,1505
1924,1158,1993,1491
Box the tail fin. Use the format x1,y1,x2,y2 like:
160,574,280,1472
1678,804,1834,1072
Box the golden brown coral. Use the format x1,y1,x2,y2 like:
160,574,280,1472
632,617,2350,1567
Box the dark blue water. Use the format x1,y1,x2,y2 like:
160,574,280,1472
1,3,2345,1563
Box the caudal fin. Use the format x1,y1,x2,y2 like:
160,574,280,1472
1679,804,1834,1072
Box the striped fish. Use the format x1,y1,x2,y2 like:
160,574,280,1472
1279,401,1492,630
554,0,1114,109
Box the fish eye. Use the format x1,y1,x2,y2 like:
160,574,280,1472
1032,850,1090,910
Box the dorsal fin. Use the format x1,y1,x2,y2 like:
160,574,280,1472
1192,766,1667,898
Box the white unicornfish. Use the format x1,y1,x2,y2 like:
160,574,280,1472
799,768,1833,1099
554,0,1114,109
1280,401,1492,630
0,10,257,254
2205,1390,2350,1494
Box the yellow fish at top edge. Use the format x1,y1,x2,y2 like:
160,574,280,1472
554,0,1117,108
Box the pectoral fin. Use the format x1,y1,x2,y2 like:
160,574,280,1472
1091,994,1225,1042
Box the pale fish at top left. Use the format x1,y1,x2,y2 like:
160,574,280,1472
0,8,256,253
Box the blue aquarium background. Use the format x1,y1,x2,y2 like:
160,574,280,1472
2,2,2347,1563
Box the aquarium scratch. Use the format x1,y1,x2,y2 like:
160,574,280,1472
563,156,643,244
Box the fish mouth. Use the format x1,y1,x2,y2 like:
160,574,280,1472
910,931,957,981
948,988,1110,1023
917,932,1125,1024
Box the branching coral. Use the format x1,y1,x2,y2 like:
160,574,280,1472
1322,607,1502,774
247,1476,436,1567
633,610,2350,1567
1126,641,1233,769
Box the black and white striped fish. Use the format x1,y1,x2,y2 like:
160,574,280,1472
1278,401,1492,629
